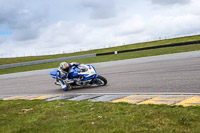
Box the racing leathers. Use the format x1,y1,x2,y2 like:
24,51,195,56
56,62,80,91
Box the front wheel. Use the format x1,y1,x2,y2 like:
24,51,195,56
95,75,107,86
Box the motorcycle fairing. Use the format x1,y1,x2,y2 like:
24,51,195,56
50,64,98,81
50,69,58,79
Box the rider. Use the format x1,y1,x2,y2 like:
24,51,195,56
56,62,80,91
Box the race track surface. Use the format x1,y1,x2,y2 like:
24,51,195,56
0,51,200,95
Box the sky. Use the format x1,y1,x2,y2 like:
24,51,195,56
0,0,200,57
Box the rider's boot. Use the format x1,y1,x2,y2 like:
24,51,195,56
55,79,60,85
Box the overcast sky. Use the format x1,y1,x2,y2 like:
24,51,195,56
0,0,200,57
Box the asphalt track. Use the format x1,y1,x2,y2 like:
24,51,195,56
0,51,200,96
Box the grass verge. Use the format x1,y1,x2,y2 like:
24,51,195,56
0,100,200,133
1,43,200,75
0,34,200,65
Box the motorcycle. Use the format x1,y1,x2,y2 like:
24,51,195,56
50,64,107,90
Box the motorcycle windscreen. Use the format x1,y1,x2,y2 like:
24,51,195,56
79,65,88,72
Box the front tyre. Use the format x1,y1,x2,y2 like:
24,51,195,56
95,75,107,86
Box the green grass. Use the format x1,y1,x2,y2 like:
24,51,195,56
0,100,200,133
1,43,200,75
0,34,200,65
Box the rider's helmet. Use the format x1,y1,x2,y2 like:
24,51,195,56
60,62,70,73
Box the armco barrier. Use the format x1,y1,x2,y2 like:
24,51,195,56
0,54,96,69
96,40,200,56
96,51,115,56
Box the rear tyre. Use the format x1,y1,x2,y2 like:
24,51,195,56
95,75,107,86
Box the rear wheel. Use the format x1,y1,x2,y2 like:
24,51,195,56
95,75,107,86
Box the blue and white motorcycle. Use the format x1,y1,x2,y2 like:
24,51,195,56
50,64,107,90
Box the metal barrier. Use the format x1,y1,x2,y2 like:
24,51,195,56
0,54,96,69
96,40,200,56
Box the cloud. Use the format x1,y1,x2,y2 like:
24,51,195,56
115,15,145,36
0,0,200,57
145,14,200,38
150,0,191,5
81,0,117,19
0,0,47,41
38,20,114,49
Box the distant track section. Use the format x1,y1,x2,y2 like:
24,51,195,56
0,40,200,69
0,54,96,69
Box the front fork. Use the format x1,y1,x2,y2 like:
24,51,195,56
91,74,99,84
